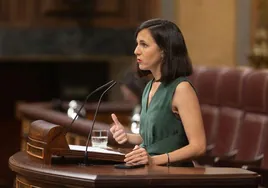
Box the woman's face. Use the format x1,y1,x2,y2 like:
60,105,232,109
134,29,162,72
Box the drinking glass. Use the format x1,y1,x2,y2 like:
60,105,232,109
91,130,108,148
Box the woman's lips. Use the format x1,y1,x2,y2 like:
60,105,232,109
137,59,142,63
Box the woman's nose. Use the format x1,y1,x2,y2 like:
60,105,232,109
134,46,140,55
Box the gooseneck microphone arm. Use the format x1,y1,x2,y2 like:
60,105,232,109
62,80,115,136
83,81,117,165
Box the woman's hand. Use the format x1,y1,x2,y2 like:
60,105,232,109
110,113,128,144
125,145,152,165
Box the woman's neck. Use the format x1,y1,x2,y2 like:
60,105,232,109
151,69,161,82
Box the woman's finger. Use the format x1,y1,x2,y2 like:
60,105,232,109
125,150,143,161
132,145,140,151
110,124,116,134
111,113,121,125
118,137,128,144
126,155,148,164
125,148,144,158
115,132,126,141
113,129,124,138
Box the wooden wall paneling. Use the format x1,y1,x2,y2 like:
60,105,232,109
134,0,146,23
0,0,10,23
38,0,89,27
143,0,151,20
16,0,27,24
41,0,55,13
127,0,138,24
148,0,161,18
25,0,38,26
93,0,126,20
16,0,27,22
37,0,65,27
0,0,40,27
89,0,131,28
9,0,25,26
32,0,43,25
95,0,121,14
0,0,161,28
26,2,47,26
129,0,146,23
41,0,72,15
9,0,17,25
128,0,161,24
118,0,161,27
31,0,75,27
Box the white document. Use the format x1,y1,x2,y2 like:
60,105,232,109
69,145,124,156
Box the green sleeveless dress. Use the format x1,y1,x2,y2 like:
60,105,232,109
139,77,194,167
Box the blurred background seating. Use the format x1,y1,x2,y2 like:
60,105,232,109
192,67,268,187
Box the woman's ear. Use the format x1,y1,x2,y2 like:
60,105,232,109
160,51,164,59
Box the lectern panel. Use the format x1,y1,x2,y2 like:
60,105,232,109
9,152,260,188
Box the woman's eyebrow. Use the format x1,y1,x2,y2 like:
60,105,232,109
137,39,146,43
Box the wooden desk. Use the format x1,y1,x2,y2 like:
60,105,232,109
9,152,259,188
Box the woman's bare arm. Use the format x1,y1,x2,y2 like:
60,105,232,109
126,133,143,145
151,82,206,165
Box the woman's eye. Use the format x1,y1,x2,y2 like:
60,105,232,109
140,43,148,47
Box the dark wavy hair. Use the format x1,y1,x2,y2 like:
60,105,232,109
135,18,193,84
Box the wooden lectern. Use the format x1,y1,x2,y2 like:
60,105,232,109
26,120,124,165
9,120,260,187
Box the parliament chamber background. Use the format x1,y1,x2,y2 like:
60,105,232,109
0,0,267,187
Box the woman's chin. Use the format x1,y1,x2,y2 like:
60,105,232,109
138,64,149,71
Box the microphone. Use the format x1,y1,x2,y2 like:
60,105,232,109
49,80,116,145
62,80,116,136
83,81,117,165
